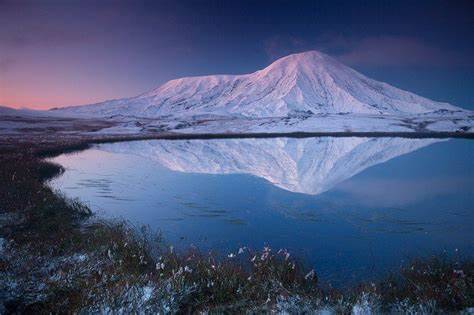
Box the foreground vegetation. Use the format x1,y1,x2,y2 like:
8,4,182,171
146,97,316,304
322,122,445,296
0,141,473,313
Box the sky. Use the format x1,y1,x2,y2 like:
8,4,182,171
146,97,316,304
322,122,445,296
0,0,473,110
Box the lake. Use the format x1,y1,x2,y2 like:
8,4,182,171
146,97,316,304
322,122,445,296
48,137,474,285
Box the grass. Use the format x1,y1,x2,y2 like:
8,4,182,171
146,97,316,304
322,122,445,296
0,141,473,313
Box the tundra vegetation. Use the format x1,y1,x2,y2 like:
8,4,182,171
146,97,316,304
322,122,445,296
0,140,473,313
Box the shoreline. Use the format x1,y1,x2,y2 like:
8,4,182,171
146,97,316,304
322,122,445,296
86,131,474,142
1,130,472,153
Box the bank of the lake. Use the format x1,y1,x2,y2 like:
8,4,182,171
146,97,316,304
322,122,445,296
0,139,473,313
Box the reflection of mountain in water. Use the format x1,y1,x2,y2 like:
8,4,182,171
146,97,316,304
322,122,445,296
99,137,441,195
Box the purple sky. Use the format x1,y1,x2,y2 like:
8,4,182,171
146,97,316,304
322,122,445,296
0,0,473,110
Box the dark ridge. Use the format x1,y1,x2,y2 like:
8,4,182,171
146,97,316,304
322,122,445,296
84,131,474,145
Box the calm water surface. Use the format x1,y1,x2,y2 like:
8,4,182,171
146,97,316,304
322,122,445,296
48,137,474,285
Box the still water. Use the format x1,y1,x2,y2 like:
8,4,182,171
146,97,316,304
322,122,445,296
48,137,474,285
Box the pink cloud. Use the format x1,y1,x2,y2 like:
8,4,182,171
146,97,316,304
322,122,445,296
263,35,312,61
263,34,472,68
338,36,470,67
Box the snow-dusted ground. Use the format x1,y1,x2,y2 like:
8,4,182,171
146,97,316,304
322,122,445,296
1,111,472,139
0,113,114,137
89,112,473,135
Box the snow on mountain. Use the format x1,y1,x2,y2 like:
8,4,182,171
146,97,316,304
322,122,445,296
53,51,463,119
98,137,441,195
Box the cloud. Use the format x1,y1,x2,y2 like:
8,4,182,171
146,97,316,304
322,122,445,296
263,34,473,68
337,36,470,67
263,35,313,61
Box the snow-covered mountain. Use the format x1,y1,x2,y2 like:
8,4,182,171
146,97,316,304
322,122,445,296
54,51,462,118
98,137,441,195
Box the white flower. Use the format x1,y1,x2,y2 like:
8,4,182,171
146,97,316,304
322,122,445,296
238,247,245,254
228,253,235,258
184,266,193,273
175,267,183,276
304,269,315,280
142,286,154,302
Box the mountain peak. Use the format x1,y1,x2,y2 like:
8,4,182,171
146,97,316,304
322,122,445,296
56,50,462,118
274,50,331,62
262,50,336,74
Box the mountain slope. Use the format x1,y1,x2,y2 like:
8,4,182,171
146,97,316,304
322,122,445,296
54,51,462,118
